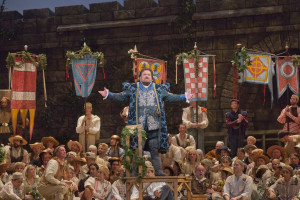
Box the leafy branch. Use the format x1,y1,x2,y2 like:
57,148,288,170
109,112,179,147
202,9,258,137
231,47,251,73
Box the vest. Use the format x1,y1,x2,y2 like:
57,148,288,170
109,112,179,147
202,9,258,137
40,157,65,185
10,147,24,163
175,134,190,148
286,107,298,123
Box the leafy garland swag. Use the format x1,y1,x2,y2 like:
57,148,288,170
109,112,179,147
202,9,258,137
6,51,47,70
121,127,147,183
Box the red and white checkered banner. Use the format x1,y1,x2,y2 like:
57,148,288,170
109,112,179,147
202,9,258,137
183,56,209,101
11,55,37,139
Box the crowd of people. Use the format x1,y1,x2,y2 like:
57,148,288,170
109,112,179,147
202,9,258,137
0,68,299,200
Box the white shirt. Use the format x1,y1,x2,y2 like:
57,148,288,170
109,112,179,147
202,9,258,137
44,159,63,185
130,182,166,199
76,114,100,135
84,177,111,200
0,181,24,200
223,174,253,198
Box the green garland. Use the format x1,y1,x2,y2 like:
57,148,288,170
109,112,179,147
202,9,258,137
6,51,47,70
121,126,147,183
292,55,300,66
231,46,251,73
177,49,202,76
0,145,6,164
66,45,104,68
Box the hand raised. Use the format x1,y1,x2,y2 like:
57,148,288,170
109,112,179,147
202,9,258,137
186,91,194,100
98,87,108,97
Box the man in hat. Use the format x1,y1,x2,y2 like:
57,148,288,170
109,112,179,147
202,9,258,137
223,160,253,200
0,97,11,144
67,140,82,157
225,99,248,157
278,130,300,157
29,142,45,163
79,152,97,180
267,145,286,163
5,135,29,171
38,145,69,200
41,136,59,152
269,165,300,200
277,94,300,134
76,102,100,152
99,68,192,176
106,135,124,158
182,101,209,151
35,148,53,176
205,141,224,161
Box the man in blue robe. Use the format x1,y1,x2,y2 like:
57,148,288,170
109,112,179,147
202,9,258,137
99,68,192,175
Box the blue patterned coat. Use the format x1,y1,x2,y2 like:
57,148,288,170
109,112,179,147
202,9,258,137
107,82,186,153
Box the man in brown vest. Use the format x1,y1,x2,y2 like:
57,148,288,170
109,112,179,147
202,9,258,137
38,145,68,200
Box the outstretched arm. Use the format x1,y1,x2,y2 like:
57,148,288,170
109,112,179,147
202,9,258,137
98,87,130,102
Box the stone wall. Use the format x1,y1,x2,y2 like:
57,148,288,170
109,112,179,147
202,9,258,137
0,0,299,148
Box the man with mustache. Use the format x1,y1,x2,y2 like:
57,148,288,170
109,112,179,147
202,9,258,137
5,135,29,172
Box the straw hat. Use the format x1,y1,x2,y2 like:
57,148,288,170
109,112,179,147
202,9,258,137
39,148,53,160
221,167,233,175
108,157,121,163
29,142,45,150
67,140,82,152
244,144,257,152
8,135,27,145
41,137,59,147
282,165,294,175
267,145,285,158
253,154,270,164
70,156,86,166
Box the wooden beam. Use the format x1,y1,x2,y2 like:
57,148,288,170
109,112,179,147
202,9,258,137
193,6,283,20
57,15,177,32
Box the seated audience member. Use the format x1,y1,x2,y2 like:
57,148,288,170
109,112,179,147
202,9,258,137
278,130,300,157
79,152,96,180
0,163,7,189
78,163,99,193
23,164,42,199
184,149,200,176
67,140,83,157
14,162,25,173
267,145,286,163
88,145,97,154
70,156,86,179
130,165,174,200
252,165,272,200
246,136,256,145
247,153,270,177
161,134,181,167
196,149,204,161
211,167,233,200
28,142,45,163
201,159,220,186
232,148,246,162
220,156,232,169
216,146,231,161
35,148,52,176
111,166,126,200
289,153,300,169
84,166,111,200
63,165,79,199
205,141,224,161
163,165,174,176
191,164,212,196
245,148,264,175
5,135,29,172
173,160,185,176
223,160,253,200
106,135,124,158
269,165,300,200
41,136,59,152
243,144,257,164
98,143,109,161
108,157,121,184
0,172,33,200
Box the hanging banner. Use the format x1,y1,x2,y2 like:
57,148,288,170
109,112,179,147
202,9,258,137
183,56,209,101
135,58,166,84
276,56,299,99
11,55,37,138
239,52,274,105
71,55,97,98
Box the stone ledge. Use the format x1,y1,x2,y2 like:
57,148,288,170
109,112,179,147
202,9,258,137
23,8,54,19
55,5,88,16
193,6,283,20
90,1,122,12
57,15,177,32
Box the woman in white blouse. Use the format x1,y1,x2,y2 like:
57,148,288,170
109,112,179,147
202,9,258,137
84,166,111,200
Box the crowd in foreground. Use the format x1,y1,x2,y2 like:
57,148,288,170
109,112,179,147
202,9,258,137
0,128,299,200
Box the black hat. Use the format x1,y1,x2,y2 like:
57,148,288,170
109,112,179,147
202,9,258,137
278,130,290,139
